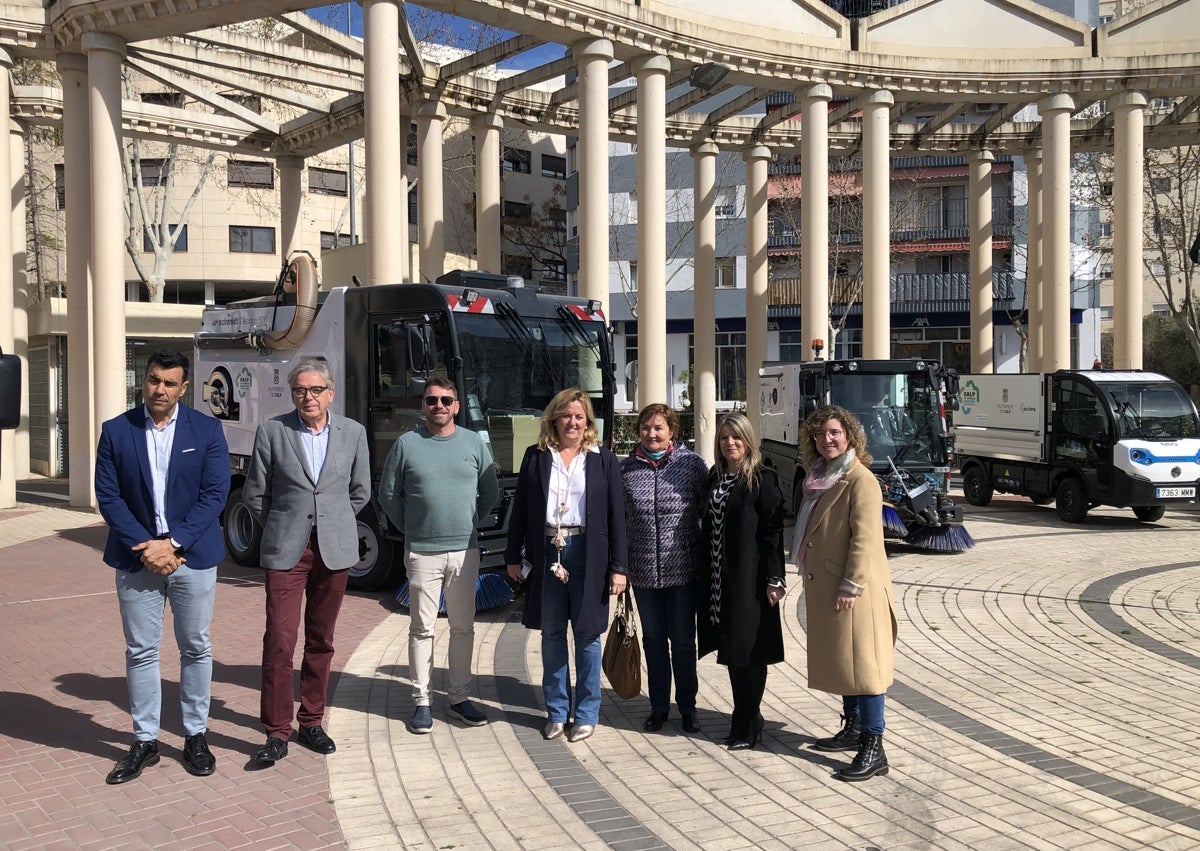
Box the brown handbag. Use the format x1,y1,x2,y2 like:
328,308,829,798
602,588,641,699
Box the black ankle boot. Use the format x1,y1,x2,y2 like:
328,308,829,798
834,734,888,782
812,714,861,752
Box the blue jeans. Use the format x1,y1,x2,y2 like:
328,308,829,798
843,693,886,736
541,535,602,726
633,582,698,714
115,566,217,740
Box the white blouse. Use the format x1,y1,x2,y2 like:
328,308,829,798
545,446,596,528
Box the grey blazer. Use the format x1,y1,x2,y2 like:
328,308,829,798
243,410,371,571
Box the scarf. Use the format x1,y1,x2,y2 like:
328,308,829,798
634,442,673,467
788,449,856,571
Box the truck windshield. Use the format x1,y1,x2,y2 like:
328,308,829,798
829,370,943,469
455,311,608,474
1107,382,1200,440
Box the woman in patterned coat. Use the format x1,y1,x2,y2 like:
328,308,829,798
621,403,709,734
697,412,786,751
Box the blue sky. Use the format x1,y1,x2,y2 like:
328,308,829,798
306,4,564,70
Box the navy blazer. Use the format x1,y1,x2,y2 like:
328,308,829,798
504,444,628,636
95,404,230,572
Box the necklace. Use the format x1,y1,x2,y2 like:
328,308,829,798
549,448,582,583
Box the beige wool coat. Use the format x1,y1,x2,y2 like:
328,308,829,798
797,459,897,696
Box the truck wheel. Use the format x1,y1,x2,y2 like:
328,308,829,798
1133,505,1165,522
1055,478,1089,523
962,466,993,507
223,486,262,567
347,508,398,592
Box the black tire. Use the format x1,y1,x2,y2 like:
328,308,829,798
346,507,398,592
1133,505,1165,522
1055,478,1089,523
962,466,993,507
223,485,262,567
1030,496,1053,506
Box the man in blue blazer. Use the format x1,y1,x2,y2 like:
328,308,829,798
242,358,370,765
95,350,230,785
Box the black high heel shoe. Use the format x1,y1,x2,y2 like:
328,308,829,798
728,714,763,751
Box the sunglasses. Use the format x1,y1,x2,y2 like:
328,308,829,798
424,395,457,407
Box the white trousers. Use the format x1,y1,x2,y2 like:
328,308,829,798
405,547,479,706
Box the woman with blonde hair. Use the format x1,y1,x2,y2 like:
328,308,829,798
506,388,628,743
794,404,896,782
698,412,785,750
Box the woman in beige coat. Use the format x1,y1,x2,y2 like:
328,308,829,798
793,405,897,782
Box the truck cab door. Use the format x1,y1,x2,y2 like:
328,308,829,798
1052,377,1114,492
369,315,447,476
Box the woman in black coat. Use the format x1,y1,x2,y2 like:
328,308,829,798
506,388,628,744
698,412,786,750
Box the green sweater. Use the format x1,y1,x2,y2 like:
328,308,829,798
379,426,500,552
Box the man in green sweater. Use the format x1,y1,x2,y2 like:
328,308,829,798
379,377,500,734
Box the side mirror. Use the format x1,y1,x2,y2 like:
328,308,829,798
0,351,19,430
406,323,434,374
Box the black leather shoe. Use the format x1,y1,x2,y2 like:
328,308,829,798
835,734,889,782
254,736,289,764
106,740,160,785
297,725,336,755
728,714,764,751
643,710,669,732
812,714,862,752
182,733,216,776
681,713,701,734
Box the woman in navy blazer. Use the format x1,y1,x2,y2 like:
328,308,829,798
506,388,628,744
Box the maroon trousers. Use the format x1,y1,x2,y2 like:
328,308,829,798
261,538,350,739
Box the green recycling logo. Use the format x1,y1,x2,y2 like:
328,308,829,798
960,379,980,415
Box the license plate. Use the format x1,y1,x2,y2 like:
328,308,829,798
1155,486,1195,499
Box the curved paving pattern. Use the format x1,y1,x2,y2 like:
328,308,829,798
330,496,1200,849
4,491,1199,848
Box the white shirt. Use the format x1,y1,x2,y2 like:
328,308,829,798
545,447,596,528
299,418,330,480
143,404,180,537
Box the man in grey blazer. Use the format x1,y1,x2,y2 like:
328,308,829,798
242,358,371,765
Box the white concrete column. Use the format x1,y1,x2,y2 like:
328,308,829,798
0,48,14,506
861,91,892,360
58,52,94,506
473,113,502,273
633,54,670,408
744,145,771,430
692,143,718,466
1039,94,1074,372
575,38,613,307
363,0,407,283
1025,149,1043,373
801,84,832,361
416,99,447,283
83,32,128,435
1112,90,1147,371
278,155,304,259
969,150,995,373
11,123,29,480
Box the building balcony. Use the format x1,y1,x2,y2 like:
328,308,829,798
768,271,1018,312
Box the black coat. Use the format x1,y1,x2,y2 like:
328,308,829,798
697,467,785,667
504,445,629,636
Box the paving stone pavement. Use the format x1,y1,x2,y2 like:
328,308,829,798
3,481,1199,849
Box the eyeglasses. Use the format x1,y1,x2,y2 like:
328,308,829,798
291,386,328,399
424,395,457,407
815,429,845,440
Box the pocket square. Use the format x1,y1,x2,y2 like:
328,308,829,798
182,448,197,453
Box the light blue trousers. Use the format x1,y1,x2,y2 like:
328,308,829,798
115,566,217,740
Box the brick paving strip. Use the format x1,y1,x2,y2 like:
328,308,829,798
0,501,393,850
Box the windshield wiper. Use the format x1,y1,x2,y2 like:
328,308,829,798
495,301,562,389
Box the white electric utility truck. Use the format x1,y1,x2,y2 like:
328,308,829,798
194,254,616,590
955,370,1200,522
